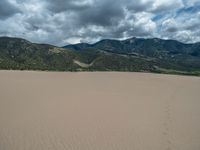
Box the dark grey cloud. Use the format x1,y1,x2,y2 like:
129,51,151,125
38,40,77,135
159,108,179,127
126,1,152,12
0,0,199,45
46,0,92,13
46,0,125,27
77,0,125,26
0,0,20,19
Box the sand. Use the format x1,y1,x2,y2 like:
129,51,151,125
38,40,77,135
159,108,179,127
0,71,200,150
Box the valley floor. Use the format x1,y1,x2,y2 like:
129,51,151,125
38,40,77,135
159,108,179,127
0,71,200,150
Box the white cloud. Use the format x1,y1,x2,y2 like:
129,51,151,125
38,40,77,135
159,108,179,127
151,0,183,12
182,0,200,6
0,0,199,45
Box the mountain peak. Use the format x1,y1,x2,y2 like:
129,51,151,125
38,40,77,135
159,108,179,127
0,36,200,75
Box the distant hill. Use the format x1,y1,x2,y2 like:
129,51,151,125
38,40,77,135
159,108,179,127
0,36,200,75
65,37,200,56
0,37,78,71
64,37,200,75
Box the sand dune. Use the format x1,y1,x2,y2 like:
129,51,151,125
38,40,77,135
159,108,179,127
0,71,200,150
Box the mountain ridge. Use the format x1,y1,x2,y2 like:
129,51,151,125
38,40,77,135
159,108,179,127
0,36,200,76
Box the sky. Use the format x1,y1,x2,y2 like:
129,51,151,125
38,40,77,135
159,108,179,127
0,0,200,46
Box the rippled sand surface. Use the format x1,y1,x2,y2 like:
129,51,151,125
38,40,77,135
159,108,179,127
0,71,200,150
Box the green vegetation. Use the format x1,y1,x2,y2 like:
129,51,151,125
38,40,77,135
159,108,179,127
0,37,200,76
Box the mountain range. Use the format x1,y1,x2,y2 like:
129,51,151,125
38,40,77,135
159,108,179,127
0,36,200,76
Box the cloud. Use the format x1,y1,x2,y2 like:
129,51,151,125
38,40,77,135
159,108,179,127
126,0,183,13
161,18,178,32
77,0,125,27
0,0,20,19
0,0,199,45
150,0,183,13
46,0,92,13
182,0,200,6
156,3,200,43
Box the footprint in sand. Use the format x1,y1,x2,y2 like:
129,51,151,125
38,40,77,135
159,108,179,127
162,99,173,150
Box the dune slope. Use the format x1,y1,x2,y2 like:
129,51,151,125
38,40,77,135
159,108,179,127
0,71,200,150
